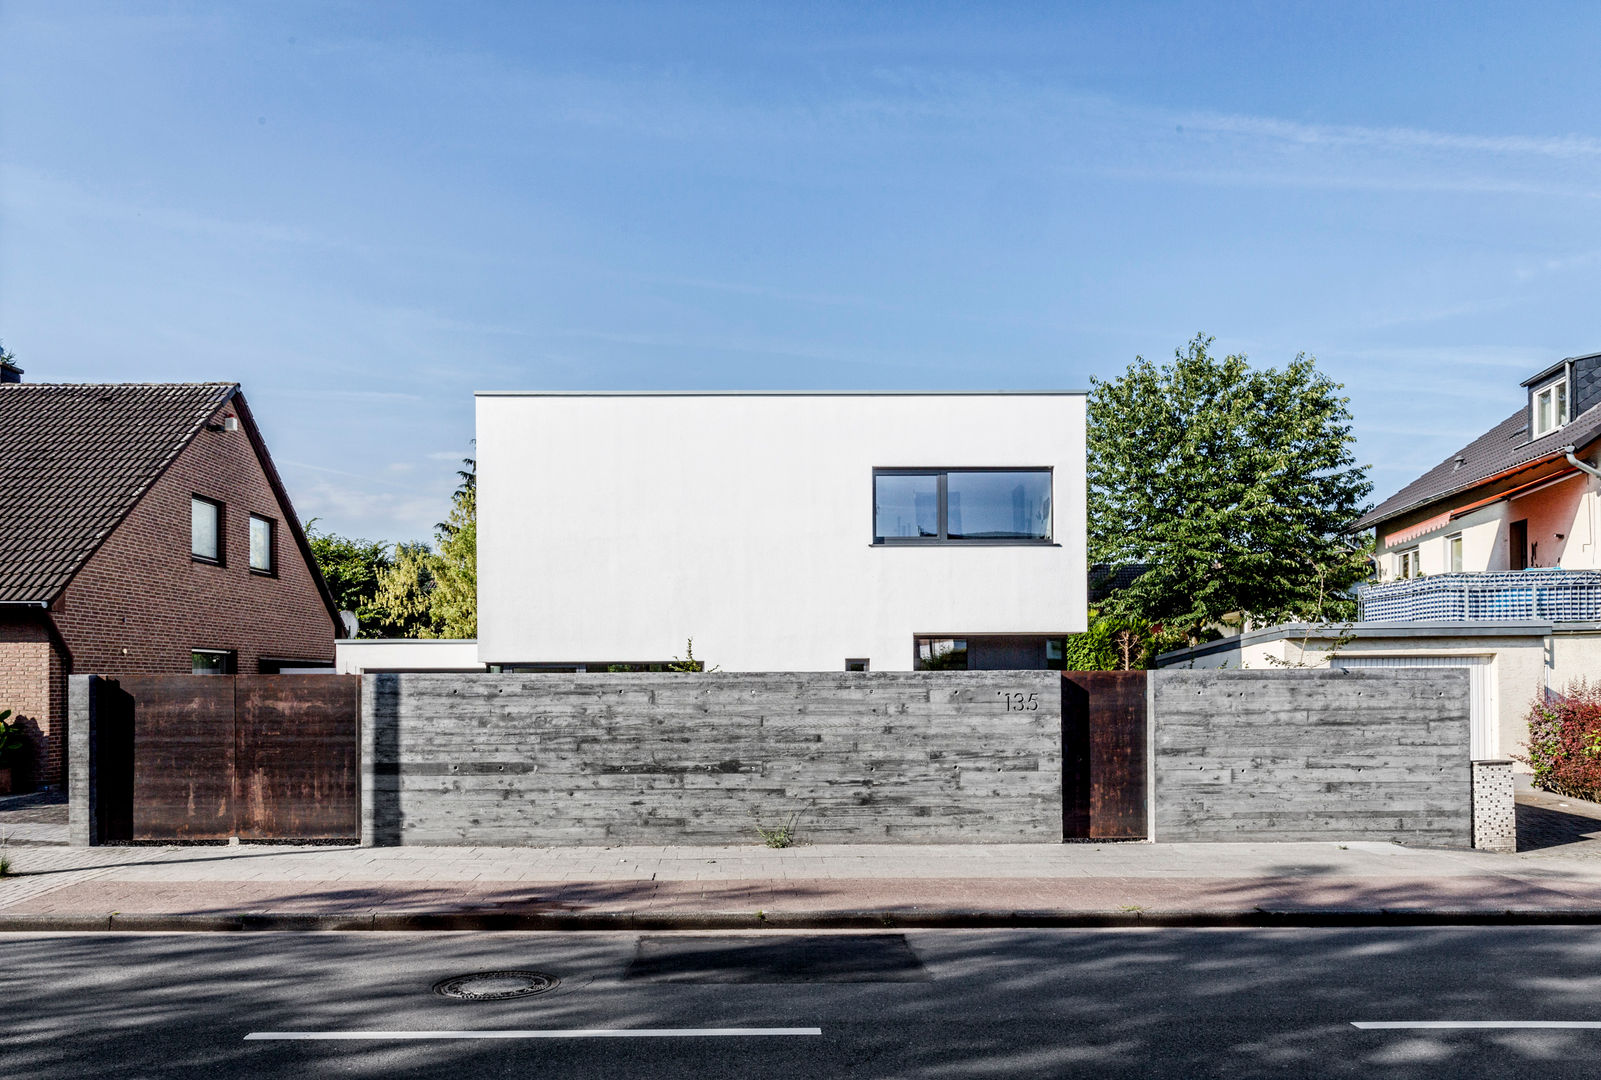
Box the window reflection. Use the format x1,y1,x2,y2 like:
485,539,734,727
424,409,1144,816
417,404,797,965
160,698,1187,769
873,469,1051,543
946,471,1050,540
874,473,940,539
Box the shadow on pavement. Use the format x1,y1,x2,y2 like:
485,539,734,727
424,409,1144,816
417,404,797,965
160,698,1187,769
5,926,1601,1078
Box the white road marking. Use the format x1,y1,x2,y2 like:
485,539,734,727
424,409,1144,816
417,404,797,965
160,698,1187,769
1353,1021,1601,1030
245,1028,823,1041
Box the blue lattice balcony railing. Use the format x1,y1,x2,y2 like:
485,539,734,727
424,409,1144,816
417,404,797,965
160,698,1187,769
1356,569,1601,623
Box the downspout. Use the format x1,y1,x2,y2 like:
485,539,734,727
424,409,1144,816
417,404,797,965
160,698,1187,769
1561,445,1601,694
1563,445,1601,561
1562,445,1601,482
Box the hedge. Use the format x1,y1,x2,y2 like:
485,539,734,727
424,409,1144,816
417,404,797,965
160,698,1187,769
1519,680,1601,802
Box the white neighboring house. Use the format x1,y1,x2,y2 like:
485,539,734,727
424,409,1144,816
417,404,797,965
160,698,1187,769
335,638,485,674
1158,349,1601,764
475,391,1088,673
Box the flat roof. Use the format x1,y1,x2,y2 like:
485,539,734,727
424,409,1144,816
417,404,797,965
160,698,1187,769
476,389,1087,397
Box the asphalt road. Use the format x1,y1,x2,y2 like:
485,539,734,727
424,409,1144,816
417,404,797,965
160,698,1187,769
7,927,1601,1078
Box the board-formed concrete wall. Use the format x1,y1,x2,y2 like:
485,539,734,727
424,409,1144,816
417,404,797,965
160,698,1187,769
361,672,1063,846
1151,668,1472,846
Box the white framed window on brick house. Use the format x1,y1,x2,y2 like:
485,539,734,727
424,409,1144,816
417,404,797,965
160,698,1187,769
1534,377,1569,438
249,514,275,574
191,496,222,564
1397,547,1422,579
1447,533,1464,573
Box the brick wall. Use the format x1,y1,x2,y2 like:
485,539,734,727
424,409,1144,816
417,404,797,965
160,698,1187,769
51,399,337,682
362,672,1064,846
0,616,62,786
27,396,337,786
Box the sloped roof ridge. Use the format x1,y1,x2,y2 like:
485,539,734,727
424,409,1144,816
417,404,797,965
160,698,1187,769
0,380,239,389
0,382,241,602
1355,398,1601,530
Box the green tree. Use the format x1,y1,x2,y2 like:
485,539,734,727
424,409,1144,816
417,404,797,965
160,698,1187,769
1089,334,1372,643
1062,612,1155,671
428,458,477,638
370,541,441,638
305,523,393,636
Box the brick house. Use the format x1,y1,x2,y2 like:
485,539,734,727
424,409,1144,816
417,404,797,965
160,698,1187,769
0,373,340,788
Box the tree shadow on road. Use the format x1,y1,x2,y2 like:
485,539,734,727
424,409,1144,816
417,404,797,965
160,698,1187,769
5,926,1601,1079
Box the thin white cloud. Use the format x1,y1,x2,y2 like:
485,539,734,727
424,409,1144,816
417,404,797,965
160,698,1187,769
0,164,365,253
1179,112,1601,162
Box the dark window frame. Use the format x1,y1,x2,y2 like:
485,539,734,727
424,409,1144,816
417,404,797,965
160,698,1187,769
191,495,224,565
248,513,277,576
190,648,237,675
872,466,1055,546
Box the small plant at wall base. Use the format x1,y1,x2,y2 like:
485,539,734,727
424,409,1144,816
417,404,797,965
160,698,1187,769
754,811,801,849
1517,680,1601,801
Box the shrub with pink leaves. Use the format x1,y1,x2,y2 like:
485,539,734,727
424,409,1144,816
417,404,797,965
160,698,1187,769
1519,680,1601,801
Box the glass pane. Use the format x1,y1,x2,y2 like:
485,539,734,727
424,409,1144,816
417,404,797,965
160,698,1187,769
916,637,967,670
875,473,939,539
945,471,1051,540
1449,537,1463,573
1557,382,1568,425
250,516,272,571
191,651,232,675
191,498,218,559
1538,390,1553,434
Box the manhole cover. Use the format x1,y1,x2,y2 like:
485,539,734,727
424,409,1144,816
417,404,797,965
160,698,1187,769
432,971,560,1001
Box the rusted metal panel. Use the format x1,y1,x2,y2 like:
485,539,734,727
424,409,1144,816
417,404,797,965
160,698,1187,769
1061,671,1148,839
118,675,236,841
234,675,359,840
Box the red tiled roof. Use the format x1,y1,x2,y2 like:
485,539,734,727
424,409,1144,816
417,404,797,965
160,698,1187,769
0,382,238,603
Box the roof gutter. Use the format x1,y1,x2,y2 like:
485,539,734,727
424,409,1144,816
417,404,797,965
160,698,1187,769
0,600,48,608
1564,445,1601,482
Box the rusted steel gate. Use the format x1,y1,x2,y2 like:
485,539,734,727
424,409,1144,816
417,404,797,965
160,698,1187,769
92,674,359,843
1061,671,1148,839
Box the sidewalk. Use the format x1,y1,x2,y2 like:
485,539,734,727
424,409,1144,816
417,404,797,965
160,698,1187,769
8,789,1601,929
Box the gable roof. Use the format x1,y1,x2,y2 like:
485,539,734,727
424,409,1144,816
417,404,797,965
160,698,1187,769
1354,399,1601,531
0,383,339,625
0,383,237,602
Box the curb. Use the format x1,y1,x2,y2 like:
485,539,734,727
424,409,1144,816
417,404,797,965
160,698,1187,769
6,907,1601,932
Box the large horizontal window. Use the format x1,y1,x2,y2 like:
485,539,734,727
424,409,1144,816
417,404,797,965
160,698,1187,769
874,468,1052,543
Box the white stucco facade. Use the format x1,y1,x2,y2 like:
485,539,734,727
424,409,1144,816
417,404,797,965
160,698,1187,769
475,391,1087,672
335,638,484,674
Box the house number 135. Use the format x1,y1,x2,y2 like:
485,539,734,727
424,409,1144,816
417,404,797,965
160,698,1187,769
999,692,1039,711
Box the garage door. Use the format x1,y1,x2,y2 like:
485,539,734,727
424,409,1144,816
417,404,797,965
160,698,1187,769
1332,655,1494,759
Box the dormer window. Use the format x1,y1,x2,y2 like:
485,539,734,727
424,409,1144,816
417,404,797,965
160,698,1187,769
1534,377,1569,438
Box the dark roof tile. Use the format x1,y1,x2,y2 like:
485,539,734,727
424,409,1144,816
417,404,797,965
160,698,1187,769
1354,400,1601,530
0,382,237,602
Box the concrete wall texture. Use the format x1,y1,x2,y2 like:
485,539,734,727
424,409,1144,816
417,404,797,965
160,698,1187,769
1151,668,1472,846
361,671,1065,846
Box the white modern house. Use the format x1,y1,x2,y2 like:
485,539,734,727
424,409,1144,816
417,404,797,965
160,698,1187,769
1158,349,1601,764
474,391,1087,672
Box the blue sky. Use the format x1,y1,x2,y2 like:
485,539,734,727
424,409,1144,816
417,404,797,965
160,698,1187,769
5,1,1601,543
